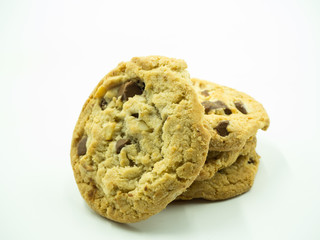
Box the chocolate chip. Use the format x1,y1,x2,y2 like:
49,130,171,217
115,139,131,154
224,108,232,115
235,101,247,114
100,98,108,110
77,136,87,156
248,158,255,164
118,80,144,101
215,121,230,137
131,113,139,118
201,100,232,115
201,90,210,97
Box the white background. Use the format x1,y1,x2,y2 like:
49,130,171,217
1,0,319,239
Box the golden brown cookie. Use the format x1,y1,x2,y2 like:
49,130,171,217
70,56,210,223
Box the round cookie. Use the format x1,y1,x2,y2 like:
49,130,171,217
177,147,260,201
70,56,210,223
192,78,269,151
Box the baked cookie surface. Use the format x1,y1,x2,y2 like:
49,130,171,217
196,136,256,181
177,144,260,201
70,56,210,223
192,78,269,151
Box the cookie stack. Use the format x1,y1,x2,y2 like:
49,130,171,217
70,56,269,223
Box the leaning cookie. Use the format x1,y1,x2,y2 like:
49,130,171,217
177,148,260,201
192,78,269,151
70,56,210,223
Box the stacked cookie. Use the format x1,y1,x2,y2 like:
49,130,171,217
177,79,269,200
70,56,269,223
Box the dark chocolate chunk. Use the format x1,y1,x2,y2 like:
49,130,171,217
235,101,247,114
100,98,108,110
201,90,210,97
115,139,131,154
77,136,87,156
118,80,144,101
131,113,139,118
215,121,230,137
224,108,232,115
201,100,231,115
248,158,255,164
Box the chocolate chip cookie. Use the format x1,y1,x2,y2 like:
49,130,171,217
193,78,269,151
70,56,210,223
177,142,260,201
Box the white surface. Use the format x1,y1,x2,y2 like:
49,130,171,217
1,0,319,239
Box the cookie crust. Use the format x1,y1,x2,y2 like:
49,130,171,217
196,136,257,181
177,143,260,201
